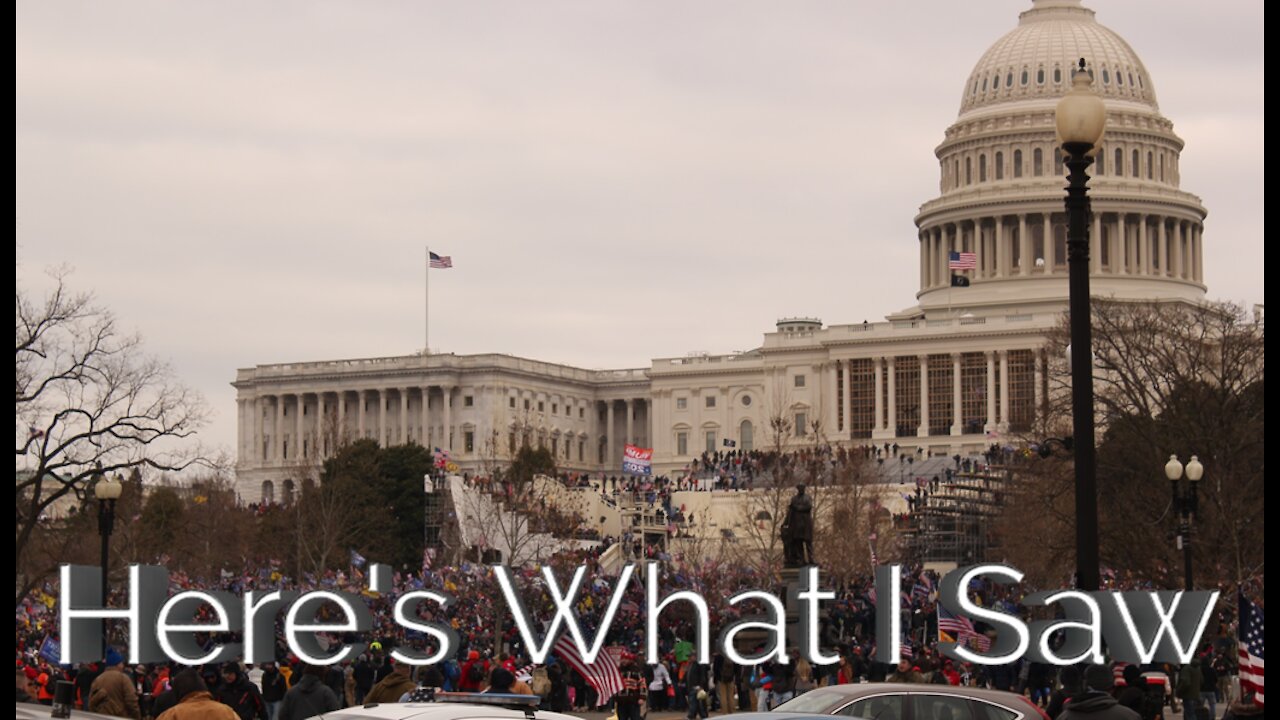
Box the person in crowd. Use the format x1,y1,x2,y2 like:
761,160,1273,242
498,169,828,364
276,665,340,720
887,658,924,684
17,667,37,703
364,660,415,705
259,662,287,720
1046,664,1082,719
157,669,238,720
1175,658,1204,720
649,656,672,711
614,663,647,720
1058,664,1141,720
351,655,375,703
684,658,710,720
217,663,269,720
482,667,532,695
712,649,739,714
88,647,142,720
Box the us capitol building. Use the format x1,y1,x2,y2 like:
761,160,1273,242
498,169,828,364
232,0,1208,504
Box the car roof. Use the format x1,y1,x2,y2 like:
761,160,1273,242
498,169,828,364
17,702,123,720
316,703,586,720
777,683,1036,708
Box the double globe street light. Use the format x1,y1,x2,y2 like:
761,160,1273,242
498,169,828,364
1164,454,1204,591
1055,58,1106,593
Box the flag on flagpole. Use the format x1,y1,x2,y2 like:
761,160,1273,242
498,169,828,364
349,548,367,569
428,251,453,269
552,634,623,706
949,251,977,270
1239,591,1266,707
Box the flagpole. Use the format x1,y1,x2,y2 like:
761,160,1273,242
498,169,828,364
430,244,435,351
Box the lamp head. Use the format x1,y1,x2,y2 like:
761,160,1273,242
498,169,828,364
1165,454,1183,481
1055,58,1107,152
94,473,123,501
1185,455,1204,482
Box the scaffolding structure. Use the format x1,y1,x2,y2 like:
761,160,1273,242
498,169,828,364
900,466,1009,565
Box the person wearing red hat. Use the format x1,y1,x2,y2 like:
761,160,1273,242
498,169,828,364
459,650,488,692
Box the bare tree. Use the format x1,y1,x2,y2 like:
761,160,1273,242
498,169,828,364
1000,299,1264,588
16,266,212,606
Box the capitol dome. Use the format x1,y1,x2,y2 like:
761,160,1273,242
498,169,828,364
959,0,1157,118
910,0,1207,320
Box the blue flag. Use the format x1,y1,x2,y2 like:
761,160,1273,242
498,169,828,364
40,635,61,664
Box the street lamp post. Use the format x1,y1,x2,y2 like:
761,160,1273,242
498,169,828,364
1164,455,1203,590
1055,58,1107,593
93,469,123,659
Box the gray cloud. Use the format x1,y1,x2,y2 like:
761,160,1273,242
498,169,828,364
16,0,1264,462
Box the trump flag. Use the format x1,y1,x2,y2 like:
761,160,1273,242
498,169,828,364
622,444,653,476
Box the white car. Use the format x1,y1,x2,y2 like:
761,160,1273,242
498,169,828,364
313,691,585,720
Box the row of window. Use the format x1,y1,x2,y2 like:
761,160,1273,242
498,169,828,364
507,395,588,418
947,142,1177,189
968,64,1144,98
265,394,476,418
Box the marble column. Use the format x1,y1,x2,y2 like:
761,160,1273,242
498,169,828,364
296,394,305,460
626,399,634,447
886,357,897,437
357,390,366,441
995,218,1006,278
1117,214,1127,274
1137,215,1149,275
873,358,884,432
421,387,432,447
606,401,615,467
443,386,453,451
316,393,325,457
251,397,261,462
1187,224,1198,283
400,389,410,445
1158,219,1169,277
337,391,346,445
1090,213,1102,274
377,389,386,447
1043,214,1055,274
841,360,851,435
275,395,284,463
984,351,996,433
1033,351,1045,420
950,353,962,436
999,350,1010,430
918,355,929,437
1019,214,1030,275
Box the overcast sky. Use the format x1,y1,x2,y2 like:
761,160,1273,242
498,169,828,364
16,0,1264,464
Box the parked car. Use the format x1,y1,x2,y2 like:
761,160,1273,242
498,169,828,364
17,702,123,720
757,683,1052,720
312,690,586,720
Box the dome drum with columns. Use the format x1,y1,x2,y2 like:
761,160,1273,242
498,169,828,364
230,1,1214,503
911,0,1207,320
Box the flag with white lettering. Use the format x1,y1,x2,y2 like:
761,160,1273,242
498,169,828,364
622,444,652,476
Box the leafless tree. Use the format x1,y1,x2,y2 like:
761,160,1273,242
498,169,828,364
16,266,213,607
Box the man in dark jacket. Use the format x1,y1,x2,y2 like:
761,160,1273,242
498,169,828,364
216,664,269,720
260,662,287,720
352,656,375,703
684,660,710,720
277,665,340,720
1058,664,1141,720
1047,664,1084,720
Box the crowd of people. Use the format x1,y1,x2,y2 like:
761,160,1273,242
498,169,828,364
17,548,1255,720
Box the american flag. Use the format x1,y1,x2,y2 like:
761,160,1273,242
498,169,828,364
949,251,977,270
900,636,914,659
1239,591,1265,707
938,605,991,651
429,251,453,269
552,634,623,706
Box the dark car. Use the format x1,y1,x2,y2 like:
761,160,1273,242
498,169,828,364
760,683,1051,720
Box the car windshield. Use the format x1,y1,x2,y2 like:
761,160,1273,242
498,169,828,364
772,688,846,714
